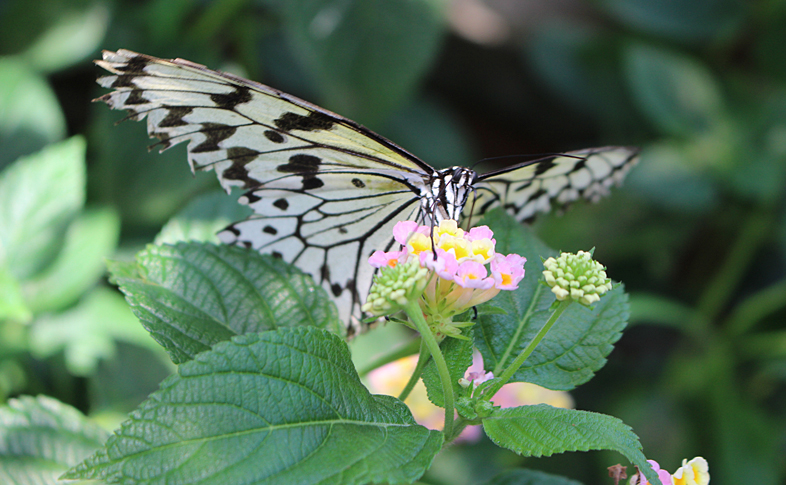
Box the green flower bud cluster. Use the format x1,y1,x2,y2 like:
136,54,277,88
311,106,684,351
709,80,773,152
362,260,429,317
542,250,612,306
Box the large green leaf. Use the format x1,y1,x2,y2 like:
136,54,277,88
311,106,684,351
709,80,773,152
601,0,744,42
22,207,120,314
0,395,109,485
29,288,161,376
0,263,30,322
279,0,445,125
0,57,66,167
475,210,629,390
481,468,584,485
22,3,109,73
482,404,660,485
624,43,725,136
109,242,342,363
0,136,84,280
65,328,443,485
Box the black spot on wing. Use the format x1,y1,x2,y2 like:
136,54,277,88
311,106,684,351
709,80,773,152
274,111,335,132
277,154,321,173
125,89,147,105
531,188,547,199
331,283,342,297
210,87,252,109
535,159,556,176
572,158,586,171
159,107,193,127
338,226,348,234
244,192,261,204
264,130,286,143
272,251,283,259
116,55,149,73
227,146,260,163
302,176,324,190
152,132,172,150
263,225,277,235
111,75,137,88
351,178,366,188
273,198,289,210
192,123,237,153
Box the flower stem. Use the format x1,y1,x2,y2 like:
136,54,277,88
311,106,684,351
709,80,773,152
405,300,454,438
398,339,430,401
485,300,571,397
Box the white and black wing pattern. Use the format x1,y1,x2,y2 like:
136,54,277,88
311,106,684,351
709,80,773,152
95,49,436,336
467,147,639,222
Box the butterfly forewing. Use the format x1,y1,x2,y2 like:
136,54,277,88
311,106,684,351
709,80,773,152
95,49,639,337
96,49,437,335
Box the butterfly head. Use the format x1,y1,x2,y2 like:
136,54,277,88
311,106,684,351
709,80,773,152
425,166,478,223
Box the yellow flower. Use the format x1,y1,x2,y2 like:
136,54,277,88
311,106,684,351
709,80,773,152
672,457,709,485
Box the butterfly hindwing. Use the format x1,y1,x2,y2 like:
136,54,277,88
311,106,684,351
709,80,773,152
469,147,639,222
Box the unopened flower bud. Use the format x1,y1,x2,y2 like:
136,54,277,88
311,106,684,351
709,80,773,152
542,251,612,306
362,260,429,317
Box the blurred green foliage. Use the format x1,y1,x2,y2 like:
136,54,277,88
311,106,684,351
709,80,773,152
0,0,784,484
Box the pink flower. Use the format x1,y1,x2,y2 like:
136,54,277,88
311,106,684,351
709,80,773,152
393,221,420,245
454,261,495,289
368,250,404,268
631,460,674,485
465,225,494,241
420,249,459,281
491,253,527,290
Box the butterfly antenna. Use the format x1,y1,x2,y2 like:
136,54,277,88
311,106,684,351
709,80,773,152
429,198,439,259
465,186,479,228
471,152,585,170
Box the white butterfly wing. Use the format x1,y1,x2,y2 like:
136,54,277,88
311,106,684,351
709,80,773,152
468,147,639,222
95,49,433,335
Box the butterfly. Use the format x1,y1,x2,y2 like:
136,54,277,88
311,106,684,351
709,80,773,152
95,49,639,337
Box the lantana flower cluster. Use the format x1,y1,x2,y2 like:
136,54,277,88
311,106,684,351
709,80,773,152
363,220,526,339
630,457,710,485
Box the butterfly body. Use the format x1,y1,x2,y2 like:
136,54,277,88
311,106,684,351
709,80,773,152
96,49,638,336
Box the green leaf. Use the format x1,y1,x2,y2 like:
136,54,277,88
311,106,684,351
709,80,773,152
109,242,342,363
0,263,31,322
0,57,67,167
625,142,719,213
482,404,660,485
481,468,584,485
628,291,694,328
22,4,109,73
29,288,161,376
279,0,445,125
421,334,473,408
65,328,443,485
601,0,744,42
624,43,725,136
0,395,109,485
154,190,252,245
22,208,120,314
476,210,630,390
0,136,85,280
